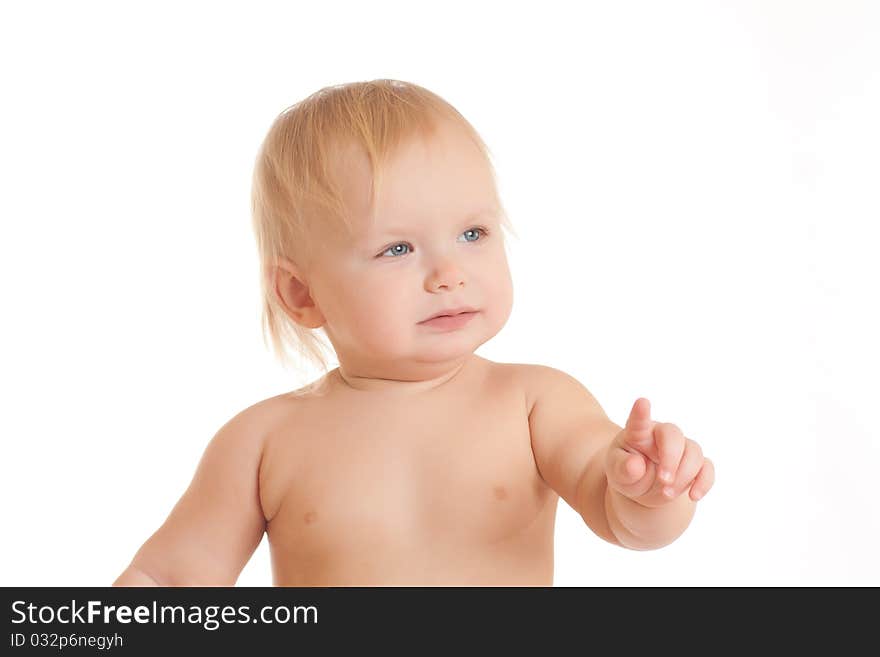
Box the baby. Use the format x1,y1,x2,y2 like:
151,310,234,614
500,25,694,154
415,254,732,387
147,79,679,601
113,79,714,587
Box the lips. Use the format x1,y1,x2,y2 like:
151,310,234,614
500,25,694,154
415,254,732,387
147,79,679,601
420,306,477,323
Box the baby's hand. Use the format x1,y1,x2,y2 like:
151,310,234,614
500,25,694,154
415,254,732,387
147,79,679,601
604,398,714,507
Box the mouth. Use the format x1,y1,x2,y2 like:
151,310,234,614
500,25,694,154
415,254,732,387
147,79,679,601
419,307,478,323
417,308,479,331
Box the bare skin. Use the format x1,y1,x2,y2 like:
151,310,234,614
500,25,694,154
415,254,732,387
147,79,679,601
112,356,575,587
113,353,627,587
260,356,557,586
112,351,712,587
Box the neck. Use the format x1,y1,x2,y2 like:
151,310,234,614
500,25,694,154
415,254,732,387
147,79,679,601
333,354,475,394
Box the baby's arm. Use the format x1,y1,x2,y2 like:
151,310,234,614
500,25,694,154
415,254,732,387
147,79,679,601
526,366,622,545
113,405,268,586
527,366,711,550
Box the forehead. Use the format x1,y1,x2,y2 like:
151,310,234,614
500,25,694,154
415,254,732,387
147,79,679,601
332,122,498,238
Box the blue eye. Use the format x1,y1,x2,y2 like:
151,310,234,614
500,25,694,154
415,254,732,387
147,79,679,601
381,243,412,257
378,227,488,258
459,227,487,243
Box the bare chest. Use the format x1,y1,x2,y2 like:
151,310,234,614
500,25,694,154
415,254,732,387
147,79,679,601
258,382,557,583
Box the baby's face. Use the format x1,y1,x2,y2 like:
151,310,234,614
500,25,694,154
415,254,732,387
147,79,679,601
308,120,514,376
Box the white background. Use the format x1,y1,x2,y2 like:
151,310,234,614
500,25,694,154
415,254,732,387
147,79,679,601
2,1,877,586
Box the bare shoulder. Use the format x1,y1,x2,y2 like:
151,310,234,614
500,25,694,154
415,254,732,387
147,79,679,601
239,371,336,431
201,377,328,469
195,396,283,482
216,394,293,444
487,361,599,416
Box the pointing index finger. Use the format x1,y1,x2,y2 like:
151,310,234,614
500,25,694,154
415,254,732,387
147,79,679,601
620,398,659,463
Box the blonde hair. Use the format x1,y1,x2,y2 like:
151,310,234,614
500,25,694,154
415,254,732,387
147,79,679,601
250,79,516,375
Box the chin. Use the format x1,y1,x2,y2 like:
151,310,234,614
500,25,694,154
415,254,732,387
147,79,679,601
422,333,491,361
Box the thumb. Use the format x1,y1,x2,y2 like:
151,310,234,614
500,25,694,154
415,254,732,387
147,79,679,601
606,445,649,487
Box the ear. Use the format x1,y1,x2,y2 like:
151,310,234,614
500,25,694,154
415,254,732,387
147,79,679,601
272,258,326,329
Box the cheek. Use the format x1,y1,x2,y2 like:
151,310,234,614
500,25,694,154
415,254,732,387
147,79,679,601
484,252,514,307
349,270,413,324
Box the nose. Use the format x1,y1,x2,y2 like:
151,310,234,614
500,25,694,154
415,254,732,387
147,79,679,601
425,257,465,292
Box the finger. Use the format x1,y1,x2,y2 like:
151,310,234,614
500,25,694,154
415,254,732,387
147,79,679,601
620,398,658,462
607,446,648,486
689,457,715,501
661,439,703,498
654,422,686,486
